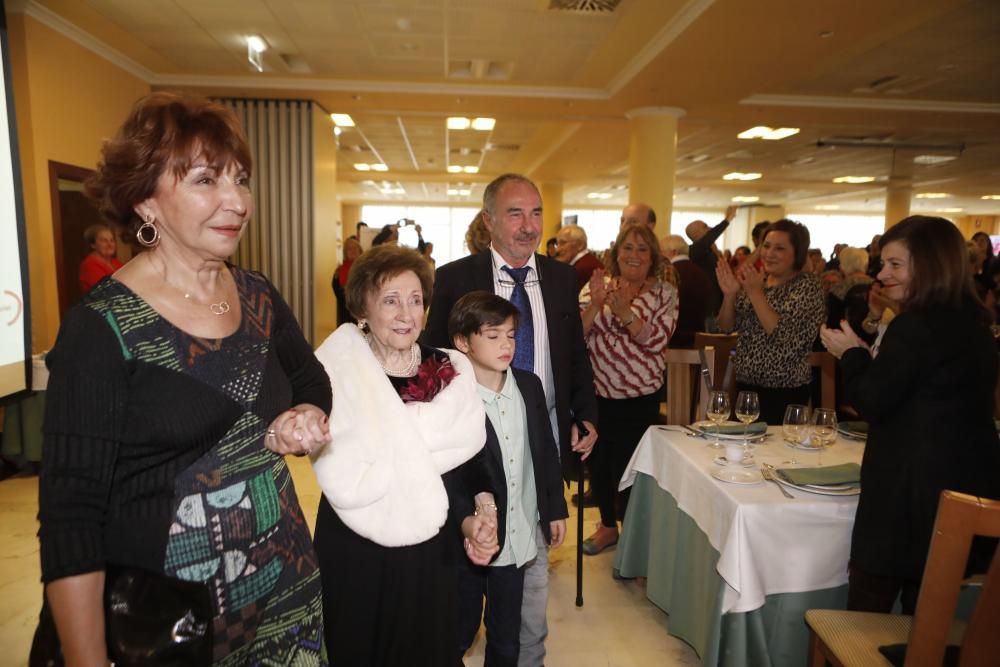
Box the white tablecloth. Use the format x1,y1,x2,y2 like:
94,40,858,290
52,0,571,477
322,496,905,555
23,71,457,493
620,426,863,614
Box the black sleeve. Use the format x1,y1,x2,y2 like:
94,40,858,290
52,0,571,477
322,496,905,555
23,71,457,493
563,272,598,428
269,281,332,413
331,265,345,302
442,443,493,531
39,306,129,582
690,218,730,258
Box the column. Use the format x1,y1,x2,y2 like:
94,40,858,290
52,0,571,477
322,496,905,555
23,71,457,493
540,181,563,253
626,107,685,238
884,149,914,230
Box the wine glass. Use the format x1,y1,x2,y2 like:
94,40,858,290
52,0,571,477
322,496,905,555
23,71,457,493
706,390,731,449
782,404,810,465
735,391,761,458
812,407,838,465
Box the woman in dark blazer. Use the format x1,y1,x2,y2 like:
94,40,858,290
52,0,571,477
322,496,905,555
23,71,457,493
821,216,1000,613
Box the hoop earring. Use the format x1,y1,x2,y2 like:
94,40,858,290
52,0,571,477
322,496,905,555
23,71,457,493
136,216,159,248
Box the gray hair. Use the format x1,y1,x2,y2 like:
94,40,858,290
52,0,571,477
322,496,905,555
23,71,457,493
482,173,540,218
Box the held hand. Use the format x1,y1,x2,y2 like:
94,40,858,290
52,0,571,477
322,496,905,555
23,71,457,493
549,519,566,549
716,260,741,296
570,420,597,461
588,269,607,310
819,322,868,359
264,404,331,457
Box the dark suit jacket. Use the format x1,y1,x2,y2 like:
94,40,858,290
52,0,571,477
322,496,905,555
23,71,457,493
424,252,598,481
689,218,729,316
571,252,604,292
447,370,569,552
840,303,1000,580
669,257,710,348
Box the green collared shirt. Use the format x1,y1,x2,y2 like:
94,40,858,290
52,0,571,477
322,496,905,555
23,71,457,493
477,369,538,567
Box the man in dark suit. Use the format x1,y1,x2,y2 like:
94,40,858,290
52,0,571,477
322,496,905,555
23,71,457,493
661,234,710,348
686,205,737,317
554,224,603,291
424,173,598,667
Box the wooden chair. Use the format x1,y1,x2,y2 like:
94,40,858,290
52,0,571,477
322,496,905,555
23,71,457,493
808,351,837,411
694,332,738,390
805,490,1000,666
663,347,715,425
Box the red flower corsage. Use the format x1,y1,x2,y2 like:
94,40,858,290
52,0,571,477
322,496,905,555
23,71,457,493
399,355,458,403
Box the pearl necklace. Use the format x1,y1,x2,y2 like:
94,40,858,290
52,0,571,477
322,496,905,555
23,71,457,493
366,334,420,377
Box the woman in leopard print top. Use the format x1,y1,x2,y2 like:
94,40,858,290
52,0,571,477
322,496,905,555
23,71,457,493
716,219,825,424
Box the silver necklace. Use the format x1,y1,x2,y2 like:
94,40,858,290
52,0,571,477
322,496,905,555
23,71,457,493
366,334,420,377
149,254,232,316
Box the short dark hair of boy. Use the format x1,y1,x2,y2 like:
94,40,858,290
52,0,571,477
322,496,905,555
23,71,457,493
448,291,520,344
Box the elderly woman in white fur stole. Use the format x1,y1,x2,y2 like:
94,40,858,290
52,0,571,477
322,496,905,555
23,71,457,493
311,245,498,666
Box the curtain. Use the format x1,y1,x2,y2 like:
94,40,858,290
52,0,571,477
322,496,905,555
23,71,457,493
221,98,314,342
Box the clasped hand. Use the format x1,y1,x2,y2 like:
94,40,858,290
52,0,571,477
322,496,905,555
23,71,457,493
463,502,499,566
263,403,331,456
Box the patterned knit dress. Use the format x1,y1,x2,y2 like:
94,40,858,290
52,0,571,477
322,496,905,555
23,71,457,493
39,269,329,665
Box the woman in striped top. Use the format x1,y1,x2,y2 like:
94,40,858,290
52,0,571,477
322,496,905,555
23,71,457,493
579,223,678,555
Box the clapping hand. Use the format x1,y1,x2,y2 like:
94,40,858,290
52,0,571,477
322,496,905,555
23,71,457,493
716,260,741,296
263,404,331,457
588,269,608,310
820,320,868,359
868,282,898,318
736,262,765,294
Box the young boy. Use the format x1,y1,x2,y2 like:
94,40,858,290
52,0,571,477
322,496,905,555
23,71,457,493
448,291,568,667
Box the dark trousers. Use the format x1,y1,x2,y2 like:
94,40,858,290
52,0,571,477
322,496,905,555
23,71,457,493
592,392,662,528
847,561,920,614
735,382,810,426
455,558,526,667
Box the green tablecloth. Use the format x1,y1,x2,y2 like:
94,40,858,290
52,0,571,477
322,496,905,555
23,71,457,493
1,392,45,463
614,472,848,667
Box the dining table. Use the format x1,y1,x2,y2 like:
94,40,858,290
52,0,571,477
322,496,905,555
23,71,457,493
613,424,864,667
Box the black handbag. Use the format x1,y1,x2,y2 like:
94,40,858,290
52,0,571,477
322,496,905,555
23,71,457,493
30,567,213,667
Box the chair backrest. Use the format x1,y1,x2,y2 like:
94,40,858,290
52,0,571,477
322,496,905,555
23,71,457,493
694,332,738,391
907,490,1000,667
807,351,836,410
664,347,715,425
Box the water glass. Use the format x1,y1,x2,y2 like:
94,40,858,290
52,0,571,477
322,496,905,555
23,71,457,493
812,408,838,463
782,404,810,446
735,390,760,456
706,390,730,449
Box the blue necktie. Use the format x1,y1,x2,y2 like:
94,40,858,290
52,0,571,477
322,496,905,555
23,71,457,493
502,266,535,373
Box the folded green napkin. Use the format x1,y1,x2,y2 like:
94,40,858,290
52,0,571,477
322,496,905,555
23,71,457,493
698,422,767,436
776,463,861,487
839,421,868,435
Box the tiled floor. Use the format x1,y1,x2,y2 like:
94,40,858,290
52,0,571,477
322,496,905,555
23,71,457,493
0,459,700,666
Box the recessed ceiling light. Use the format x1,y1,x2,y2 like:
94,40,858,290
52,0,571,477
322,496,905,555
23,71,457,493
722,172,762,181
447,117,471,130
447,165,463,173
737,126,800,140
371,164,388,172
247,35,267,53
331,113,355,127
463,166,479,174
586,192,612,200
448,188,471,196
981,195,1000,200
913,155,957,165
353,163,371,171
471,117,496,131
833,176,875,184
937,207,963,214
915,192,950,199
731,196,759,203
814,204,840,210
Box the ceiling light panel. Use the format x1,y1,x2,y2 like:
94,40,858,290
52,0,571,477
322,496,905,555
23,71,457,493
331,113,355,127
737,126,800,140
832,176,876,184
471,117,496,131
915,192,950,199
447,117,471,130
722,172,762,181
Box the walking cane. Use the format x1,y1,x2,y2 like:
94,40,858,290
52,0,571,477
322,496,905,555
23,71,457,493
574,421,590,607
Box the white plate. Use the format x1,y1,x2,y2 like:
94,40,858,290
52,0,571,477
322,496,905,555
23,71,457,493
693,420,768,442
772,475,860,496
711,468,764,485
713,455,755,468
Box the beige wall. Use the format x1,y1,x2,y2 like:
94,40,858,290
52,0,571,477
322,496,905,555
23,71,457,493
342,203,362,245
7,13,149,351
312,108,338,343
958,215,1000,239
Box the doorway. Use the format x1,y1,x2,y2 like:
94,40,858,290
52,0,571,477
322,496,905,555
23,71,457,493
47,161,128,317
